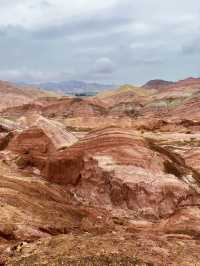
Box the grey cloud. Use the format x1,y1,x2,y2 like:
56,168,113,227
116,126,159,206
181,37,200,55
29,1,52,9
93,57,115,74
0,69,74,83
31,11,132,40
0,0,200,84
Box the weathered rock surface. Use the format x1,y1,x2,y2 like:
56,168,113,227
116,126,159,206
7,115,78,171
0,118,20,133
43,128,200,221
0,78,200,265
3,231,200,266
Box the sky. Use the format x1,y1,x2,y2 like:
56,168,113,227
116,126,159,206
0,0,200,85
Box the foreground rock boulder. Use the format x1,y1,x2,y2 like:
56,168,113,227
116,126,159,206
8,115,78,170
44,127,200,220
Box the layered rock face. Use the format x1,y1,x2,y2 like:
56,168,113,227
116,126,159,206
43,128,199,220
1,78,200,265
7,114,78,170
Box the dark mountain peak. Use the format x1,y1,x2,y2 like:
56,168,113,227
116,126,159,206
143,79,174,89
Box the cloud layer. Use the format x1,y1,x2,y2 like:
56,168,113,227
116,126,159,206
0,0,200,84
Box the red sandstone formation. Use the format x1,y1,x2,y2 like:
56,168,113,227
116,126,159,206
0,78,200,265
43,128,200,220
7,115,78,171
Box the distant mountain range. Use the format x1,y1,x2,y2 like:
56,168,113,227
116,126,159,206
16,80,116,96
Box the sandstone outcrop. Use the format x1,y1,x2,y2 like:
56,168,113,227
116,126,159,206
7,115,78,171
1,78,200,265
43,128,200,220
0,118,20,132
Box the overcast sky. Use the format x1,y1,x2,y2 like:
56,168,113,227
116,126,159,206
0,0,200,84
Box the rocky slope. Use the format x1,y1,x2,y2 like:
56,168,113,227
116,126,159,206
0,80,58,112
0,78,200,265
